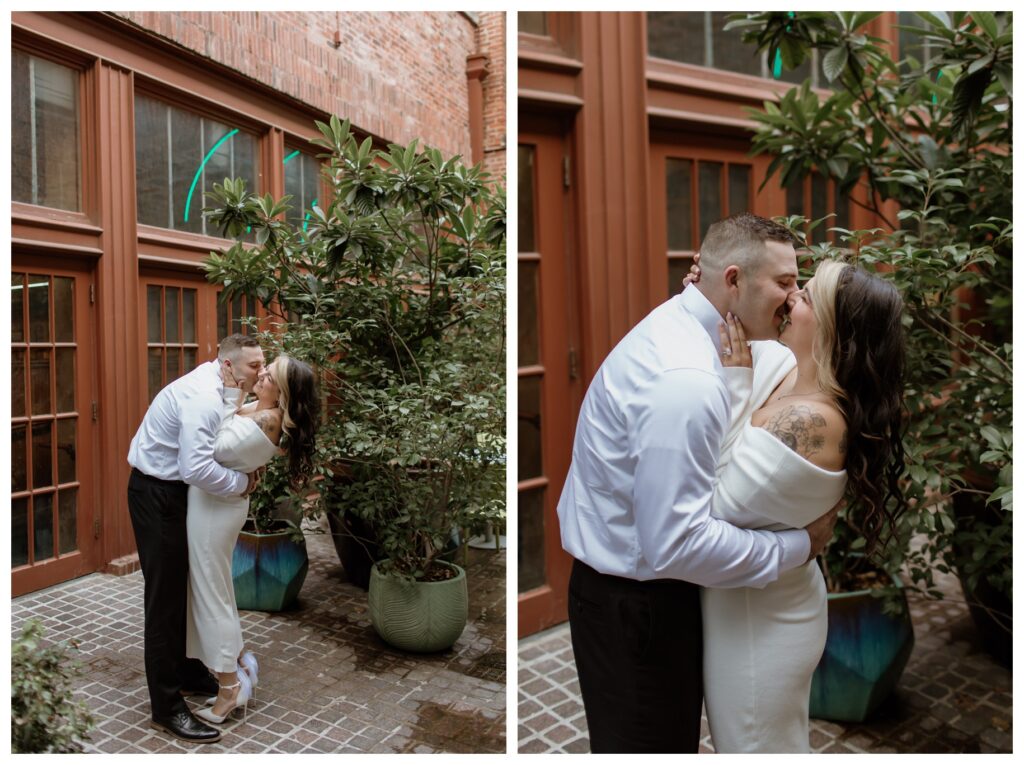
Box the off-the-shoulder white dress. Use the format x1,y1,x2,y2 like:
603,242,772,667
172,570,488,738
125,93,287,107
702,342,847,753
185,392,279,673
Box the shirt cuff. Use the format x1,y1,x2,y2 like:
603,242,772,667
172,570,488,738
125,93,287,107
777,528,811,572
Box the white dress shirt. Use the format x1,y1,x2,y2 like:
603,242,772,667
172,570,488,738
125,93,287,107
556,287,810,587
128,361,248,497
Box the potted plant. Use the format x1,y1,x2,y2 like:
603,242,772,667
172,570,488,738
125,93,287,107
729,9,1013,714
203,116,506,651
231,457,310,612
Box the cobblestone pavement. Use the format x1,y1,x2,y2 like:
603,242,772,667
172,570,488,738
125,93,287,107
518,568,1012,753
12,528,506,754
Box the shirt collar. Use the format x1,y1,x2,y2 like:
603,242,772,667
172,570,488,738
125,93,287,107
679,286,725,353
201,360,226,391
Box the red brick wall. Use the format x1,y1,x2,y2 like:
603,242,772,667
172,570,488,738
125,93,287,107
477,11,507,180
113,11,490,162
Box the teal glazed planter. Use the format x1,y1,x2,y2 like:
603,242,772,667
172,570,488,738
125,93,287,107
232,525,309,612
810,577,915,722
368,561,468,653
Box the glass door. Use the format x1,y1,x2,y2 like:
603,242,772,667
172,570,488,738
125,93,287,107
12,261,98,596
518,117,580,637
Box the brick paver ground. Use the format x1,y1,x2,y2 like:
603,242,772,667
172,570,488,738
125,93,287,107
13,526,506,754
518,568,1011,753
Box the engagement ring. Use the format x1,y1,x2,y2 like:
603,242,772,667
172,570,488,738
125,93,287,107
722,347,732,356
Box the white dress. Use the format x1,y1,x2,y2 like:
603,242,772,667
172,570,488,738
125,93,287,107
186,393,279,673
701,342,847,753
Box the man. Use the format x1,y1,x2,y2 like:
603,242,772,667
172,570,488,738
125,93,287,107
556,213,839,753
127,333,264,743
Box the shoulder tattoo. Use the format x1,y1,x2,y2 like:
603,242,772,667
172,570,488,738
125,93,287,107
764,405,827,458
250,409,281,436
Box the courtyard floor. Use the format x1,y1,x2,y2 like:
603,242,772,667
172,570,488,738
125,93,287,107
518,567,1012,754
12,527,507,754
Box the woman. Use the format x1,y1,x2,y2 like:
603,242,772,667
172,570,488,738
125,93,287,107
185,354,319,724
693,258,907,752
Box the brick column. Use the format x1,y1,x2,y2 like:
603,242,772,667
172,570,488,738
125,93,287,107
465,53,490,165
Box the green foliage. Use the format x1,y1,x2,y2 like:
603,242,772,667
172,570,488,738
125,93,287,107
203,116,506,580
731,12,1012,605
12,620,94,753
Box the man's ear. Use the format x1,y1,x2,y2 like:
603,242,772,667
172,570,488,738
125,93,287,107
724,265,740,290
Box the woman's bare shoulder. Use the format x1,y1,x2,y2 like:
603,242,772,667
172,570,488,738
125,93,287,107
241,407,283,444
757,398,847,472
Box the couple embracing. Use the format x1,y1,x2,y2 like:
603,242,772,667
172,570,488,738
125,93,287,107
127,334,319,743
558,213,907,753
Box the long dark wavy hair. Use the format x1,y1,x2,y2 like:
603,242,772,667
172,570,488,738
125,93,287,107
274,355,320,489
808,260,908,553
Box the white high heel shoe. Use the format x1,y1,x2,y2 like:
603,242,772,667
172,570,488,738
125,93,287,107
238,651,259,699
195,670,252,724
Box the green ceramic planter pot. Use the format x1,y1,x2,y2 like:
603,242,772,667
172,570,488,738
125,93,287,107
232,522,309,611
809,574,914,722
368,561,468,653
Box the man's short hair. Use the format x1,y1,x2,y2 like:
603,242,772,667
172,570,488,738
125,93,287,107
698,213,799,276
218,333,261,360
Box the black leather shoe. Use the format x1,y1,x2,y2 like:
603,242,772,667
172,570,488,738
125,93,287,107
180,677,220,697
150,711,222,743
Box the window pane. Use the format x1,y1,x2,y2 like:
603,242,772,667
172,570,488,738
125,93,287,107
182,289,196,343
58,489,78,555
34,493,55,563
135,96,172,227
666,158,693,251
184,347,197,373
171,106,203,234
13,349,26,418
284,150,321,228
12,497,29,568
53,276,74,343
698,161,723,243
834,184,851,234
728,165,751,216
518,375,543,481
28,275,50,343
518,145,536,253
12,273,25,343
13,424,28,494
217,294,228,341
668,256,695,300
57,419,76,485
710,12,762,76
147,285,162,343
167,348,182,382
811,172,828,227
148,348,164,403
786,180,804,218
519,12,548,36
519,261,540,367
32,421,53,489
165,287,180,343
12,52,80,211
12,51,32,204
232,294,245,334
55,348,75,413
135,93,257,236
30,348,52,416
34,58,80,211
518,488,546,592
648,11,707,66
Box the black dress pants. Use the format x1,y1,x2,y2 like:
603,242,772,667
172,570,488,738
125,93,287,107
568,558,703,753
127,468,212,719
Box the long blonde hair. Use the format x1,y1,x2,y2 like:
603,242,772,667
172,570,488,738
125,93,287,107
806,259,848,408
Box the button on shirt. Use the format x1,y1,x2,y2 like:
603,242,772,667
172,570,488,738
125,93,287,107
128,361,248,497
556,287,810,587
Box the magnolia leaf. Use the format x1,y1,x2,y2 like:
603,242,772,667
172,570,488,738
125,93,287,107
823,45,850,82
